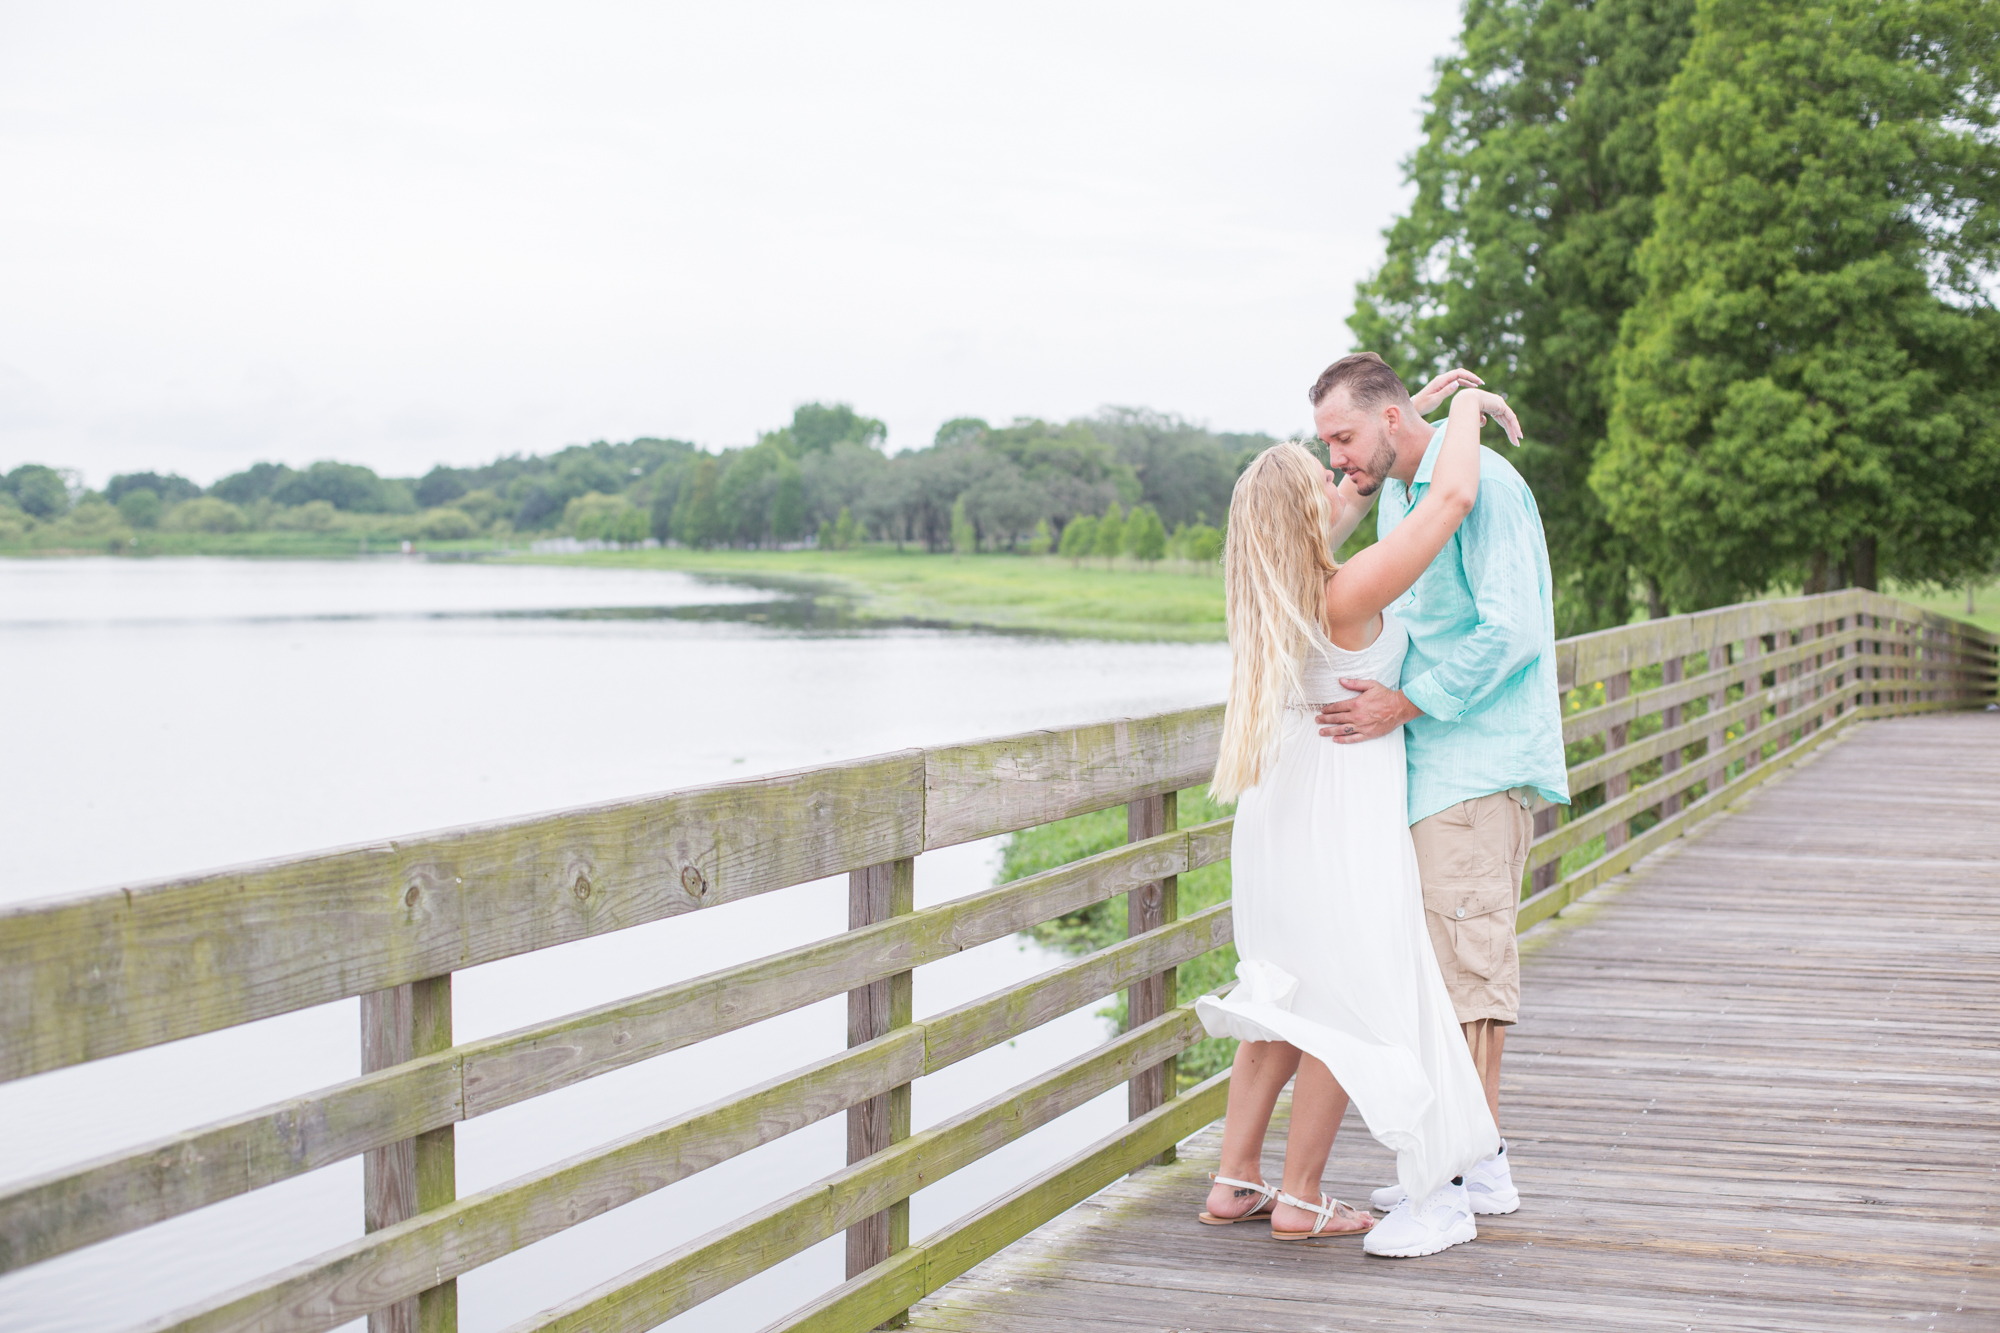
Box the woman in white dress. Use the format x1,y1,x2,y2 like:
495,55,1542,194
1193,385,1516,1256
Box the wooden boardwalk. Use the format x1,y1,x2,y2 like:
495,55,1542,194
906,712,2000,1332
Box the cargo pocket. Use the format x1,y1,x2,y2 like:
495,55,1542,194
1427,882,1518,981
1411,800,1503,882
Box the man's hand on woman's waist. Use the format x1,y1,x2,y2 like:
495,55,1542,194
1317,679,1426,744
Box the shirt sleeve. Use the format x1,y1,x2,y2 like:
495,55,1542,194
1398,478,1546,725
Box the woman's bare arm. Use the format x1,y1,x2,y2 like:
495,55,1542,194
1323,389,1515,631
1321,468,1379,551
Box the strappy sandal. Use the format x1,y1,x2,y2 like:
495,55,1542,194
1197,1173,1280,1225
1271,1189,1373,1241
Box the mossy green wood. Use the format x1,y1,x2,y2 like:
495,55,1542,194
1562,652,1859,793
129,1032,929,1333
1556,589,1874,690
1552,590,1995,693
922,707,1223,849
1559,627,1866,745
917,903,1230,1073
129,904,1236,1333
0,819,1232,1275
1531,678,1870,866
771,1068,1234,1333
0,751,930,1084
492,1004,1215,1333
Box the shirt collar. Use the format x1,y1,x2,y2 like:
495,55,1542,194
1410,420,1448,489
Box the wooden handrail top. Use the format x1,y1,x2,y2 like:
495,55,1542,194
0,707,1222,1084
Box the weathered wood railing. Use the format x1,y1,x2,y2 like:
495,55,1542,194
0,590,1992,1333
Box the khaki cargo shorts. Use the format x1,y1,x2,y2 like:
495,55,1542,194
1411,790,1533,1026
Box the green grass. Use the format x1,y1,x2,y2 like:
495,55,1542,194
1885,576,2000,637
998,788,1239,1087
514,546,1227,641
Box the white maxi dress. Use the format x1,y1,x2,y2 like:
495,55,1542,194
1196,612,1500,1204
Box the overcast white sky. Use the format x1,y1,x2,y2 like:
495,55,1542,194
0,2,1464,487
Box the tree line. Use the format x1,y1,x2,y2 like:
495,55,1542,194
1353,0,2000,630
0,404,1257,558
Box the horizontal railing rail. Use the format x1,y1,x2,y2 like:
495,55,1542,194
0,590,1991,1333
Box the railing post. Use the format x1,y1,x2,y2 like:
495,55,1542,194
1601,671,1633,857
1529,803,1561,894
1741,634,1766,771
1660,656,1685,816
846,855,914,1323
362,975,456,1333
1127,791,1178,1165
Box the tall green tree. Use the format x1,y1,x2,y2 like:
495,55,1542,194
1350,0,1697,630
1597,0,2000,608
671,455,723,547
783,402,887,454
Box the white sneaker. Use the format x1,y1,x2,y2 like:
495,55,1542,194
1466,1139,1519,1215
1363,1179,1477,1258
1370,1140,1519,1216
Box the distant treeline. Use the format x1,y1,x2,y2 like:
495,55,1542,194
0,404,1259,558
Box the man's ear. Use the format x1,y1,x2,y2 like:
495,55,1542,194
1380,403,1402,434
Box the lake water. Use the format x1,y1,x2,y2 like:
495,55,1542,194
0,557,1228,1333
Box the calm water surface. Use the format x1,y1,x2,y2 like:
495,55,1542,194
0,557,1228,1333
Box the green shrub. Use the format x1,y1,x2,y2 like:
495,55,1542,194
1179,521,1223,566
270,500,340,531
164,497,249,533
565,492,648,542
1058,515,1097,563
116,488,162,529
1122,504,1167,562
416,507,478,541
1093,501,1125,559
452,489,509,529
1000,787,1239,1085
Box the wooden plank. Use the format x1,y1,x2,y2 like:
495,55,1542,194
845,858,914,1310
1123,793,1176,1154
918,904,1232,1075
1556,590,1871,691
1560,625,1857,746
495,1002,1219,1333
1564,652,1856,795
1659,654,1685,817
0,750,929,1084
1530,680,1866,866
79,891,1234,1332
771,1070,1234,1333
133,1032,928,1333
130,899,1233,1333
1516,704,1863,931
1,819,1234,1275
360,977,455,1333
1600,669,1633,857
922,707,1222,850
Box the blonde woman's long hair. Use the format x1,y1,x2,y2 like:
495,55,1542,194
1210,441,1339,802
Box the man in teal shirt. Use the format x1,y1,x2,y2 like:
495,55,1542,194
1310,352,1570,1222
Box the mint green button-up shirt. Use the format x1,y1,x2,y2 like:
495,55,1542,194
1375,424,1571,824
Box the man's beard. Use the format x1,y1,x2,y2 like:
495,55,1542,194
1348,433,1398,496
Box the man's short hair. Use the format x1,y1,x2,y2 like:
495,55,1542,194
1308,352,1410,411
